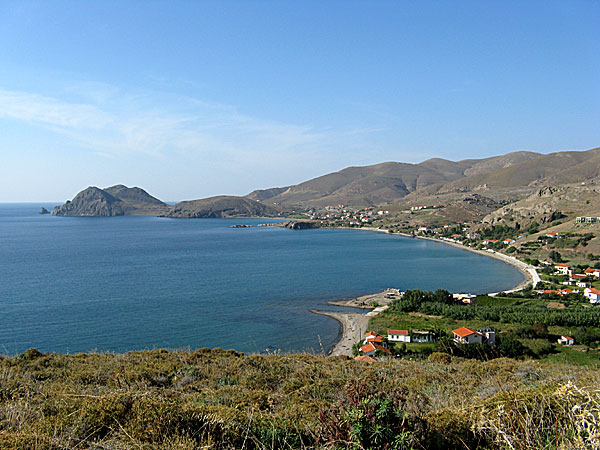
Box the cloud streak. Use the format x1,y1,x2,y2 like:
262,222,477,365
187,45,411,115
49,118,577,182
0,86,331,161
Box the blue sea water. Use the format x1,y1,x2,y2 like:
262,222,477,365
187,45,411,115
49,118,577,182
0,204,524,355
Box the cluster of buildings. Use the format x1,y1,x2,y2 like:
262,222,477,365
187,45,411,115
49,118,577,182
309,206,392,226
540,263,600,303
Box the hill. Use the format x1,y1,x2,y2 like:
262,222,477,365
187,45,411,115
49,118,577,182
245,151,545,208
52,185,169,216
164,195,282,218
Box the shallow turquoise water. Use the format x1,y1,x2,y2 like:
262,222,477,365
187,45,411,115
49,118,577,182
0,204,524,354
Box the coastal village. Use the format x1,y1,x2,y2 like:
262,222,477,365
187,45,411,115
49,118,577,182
305,205,600,363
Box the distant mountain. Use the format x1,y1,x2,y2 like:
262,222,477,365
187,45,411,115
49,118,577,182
245,151,543,207
164,196,281,218
52,185,169,216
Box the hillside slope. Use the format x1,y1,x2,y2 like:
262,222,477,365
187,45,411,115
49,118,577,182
164,195,282,218
245,151,545,207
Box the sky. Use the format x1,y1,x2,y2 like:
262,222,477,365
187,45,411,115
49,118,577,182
0,1,599,202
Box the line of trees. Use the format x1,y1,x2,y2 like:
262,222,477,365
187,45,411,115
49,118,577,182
391,289,600,327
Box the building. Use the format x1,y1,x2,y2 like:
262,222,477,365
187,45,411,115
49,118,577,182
411,330,435,343
584,288,600,304
360,342,392,357
503,239,516,245
482,239,499,245
477,327,496,346
452,327,483,345
387,330,410,343
546,232,559,238
453,293,477,305
585,268,600,278
363,332,384,346
558,336,575,346
575,217,600,224
453,327,496,345
554,264,572,276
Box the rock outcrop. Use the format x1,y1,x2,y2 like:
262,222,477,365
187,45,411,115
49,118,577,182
52,185,169,217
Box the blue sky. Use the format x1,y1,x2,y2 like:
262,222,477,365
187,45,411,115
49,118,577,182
0,1,598,201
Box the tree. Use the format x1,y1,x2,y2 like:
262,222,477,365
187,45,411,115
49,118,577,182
549,250,563,263
497,336,528,358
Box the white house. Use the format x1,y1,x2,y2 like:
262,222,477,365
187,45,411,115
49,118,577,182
554,264,572,276
387,329,410,343
558,336,575,346
584,288,600,304
452,327,483,345
503,239,516,245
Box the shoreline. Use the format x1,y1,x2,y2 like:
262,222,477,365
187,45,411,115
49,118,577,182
312,228,540,356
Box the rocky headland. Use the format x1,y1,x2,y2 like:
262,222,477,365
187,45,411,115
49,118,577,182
52,185,169,217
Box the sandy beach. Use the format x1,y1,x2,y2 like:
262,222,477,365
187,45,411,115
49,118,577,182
311,230,541,356
311,290,398,356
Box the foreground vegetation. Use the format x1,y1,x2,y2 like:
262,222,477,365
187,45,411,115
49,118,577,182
1,349,599,449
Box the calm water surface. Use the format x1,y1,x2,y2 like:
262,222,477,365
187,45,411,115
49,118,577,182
0,204,524,354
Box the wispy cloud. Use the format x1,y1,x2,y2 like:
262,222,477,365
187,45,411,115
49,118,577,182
0,86,331,161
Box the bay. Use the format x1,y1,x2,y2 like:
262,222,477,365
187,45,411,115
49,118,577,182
0,203,524,355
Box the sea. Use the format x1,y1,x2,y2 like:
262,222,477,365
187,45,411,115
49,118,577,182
0,203,525,355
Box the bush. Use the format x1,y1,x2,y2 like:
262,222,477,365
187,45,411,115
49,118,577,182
317,380,427,450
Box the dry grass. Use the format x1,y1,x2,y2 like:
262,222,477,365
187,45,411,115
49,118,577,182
0,349,598,449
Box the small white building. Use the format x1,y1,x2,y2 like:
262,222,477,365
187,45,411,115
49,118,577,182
558,336,575,346
387,329,410,343
584,288,600,304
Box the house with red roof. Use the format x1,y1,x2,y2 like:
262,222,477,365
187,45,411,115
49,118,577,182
453,327,496,345
554,263,572,276
387,329,410,343
452,327,483,345
503,239,516,245
585,268,600,278
360,342,392,357
546,232,559,238
363,332,385,346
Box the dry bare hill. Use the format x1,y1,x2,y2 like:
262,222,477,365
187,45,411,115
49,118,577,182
434,148,600,196
247,151,542,208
